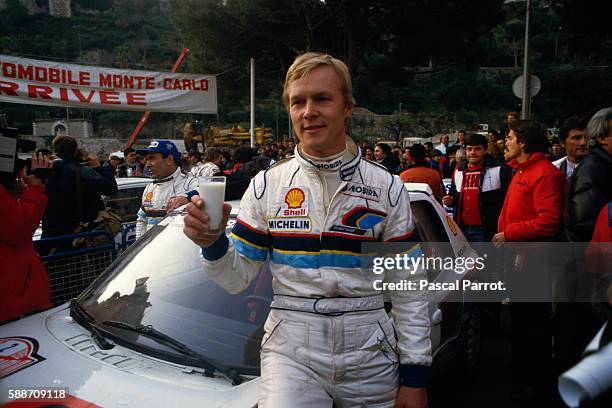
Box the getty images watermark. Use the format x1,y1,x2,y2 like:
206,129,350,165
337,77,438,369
370,252,506,292
362,242,611,303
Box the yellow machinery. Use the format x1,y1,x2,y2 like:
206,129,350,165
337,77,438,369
183,123,274,152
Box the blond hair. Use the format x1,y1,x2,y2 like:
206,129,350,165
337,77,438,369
282,52,355,110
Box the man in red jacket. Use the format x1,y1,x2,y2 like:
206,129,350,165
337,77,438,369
494,120,565,400
0,153,53,324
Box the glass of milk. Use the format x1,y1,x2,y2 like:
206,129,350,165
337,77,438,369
197,176,226,234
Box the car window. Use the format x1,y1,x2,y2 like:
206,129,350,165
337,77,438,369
410,199,453,281
103,186,146,223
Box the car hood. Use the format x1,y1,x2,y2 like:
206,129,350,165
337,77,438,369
0,306,260,408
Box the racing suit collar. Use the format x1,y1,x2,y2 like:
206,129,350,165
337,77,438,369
154,166,182,184
294,137,361,181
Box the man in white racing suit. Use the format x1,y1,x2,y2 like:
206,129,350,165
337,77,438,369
190,147,222,178
184,53,431,407
136,140,198,239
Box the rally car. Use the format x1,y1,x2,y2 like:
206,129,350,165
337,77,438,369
1,183,478,407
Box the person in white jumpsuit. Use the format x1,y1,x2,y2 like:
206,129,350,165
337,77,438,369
184,53,431,408
136,140,198,239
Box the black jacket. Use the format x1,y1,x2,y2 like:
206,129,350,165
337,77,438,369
379,155,401,174
564,146,612,242
42,156,118,238
447,155,512,242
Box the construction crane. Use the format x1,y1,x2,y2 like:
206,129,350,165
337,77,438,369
123,47,190,149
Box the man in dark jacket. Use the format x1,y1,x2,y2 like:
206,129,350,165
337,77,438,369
374,142,400,174
564,107,612,242
443,134,511,242
556,107,612,375
42,136,118,239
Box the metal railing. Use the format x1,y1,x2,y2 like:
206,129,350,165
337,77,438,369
35,231,117,306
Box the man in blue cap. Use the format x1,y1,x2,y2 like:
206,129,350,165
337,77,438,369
135,140,198,238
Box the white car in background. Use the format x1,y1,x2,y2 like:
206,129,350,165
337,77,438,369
2,183,478,407
33,177,150,250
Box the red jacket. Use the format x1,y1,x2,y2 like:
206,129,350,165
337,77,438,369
585,202,612,277
498,152,565,241
0,184,52,323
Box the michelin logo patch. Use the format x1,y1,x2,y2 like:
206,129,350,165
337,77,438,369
268,217,312,232
341,183,381,201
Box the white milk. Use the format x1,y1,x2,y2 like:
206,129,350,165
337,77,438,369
197,181,226,232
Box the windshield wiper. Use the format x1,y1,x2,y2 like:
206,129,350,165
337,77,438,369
69,299,114,350
101,320,243,385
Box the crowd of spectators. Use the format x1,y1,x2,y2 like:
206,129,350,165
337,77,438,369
349,109,611,402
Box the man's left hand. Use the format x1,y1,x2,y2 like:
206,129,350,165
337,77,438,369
396,386,428,408
166,196,190,212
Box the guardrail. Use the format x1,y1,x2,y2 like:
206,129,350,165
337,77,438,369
35,231,117,306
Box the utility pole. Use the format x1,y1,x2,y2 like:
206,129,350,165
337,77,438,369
250,58,255,148
521,0,531,119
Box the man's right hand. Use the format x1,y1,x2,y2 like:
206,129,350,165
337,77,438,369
183,195,232,248
442,195,454,206
24,152,52,186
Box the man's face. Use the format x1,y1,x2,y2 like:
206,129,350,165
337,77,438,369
441,135,449,144
551,143,563,157
487,132,496,143
563,129,588,162
287,65,352,157
507,114,517,125
188,155,200,166
504,130,524,161
466,145,486,166
145,153,174,179
110,158,121,168
458,132,465,143
496,139,505,149
596,120,612,156
126,151,137,164
373,146,385,161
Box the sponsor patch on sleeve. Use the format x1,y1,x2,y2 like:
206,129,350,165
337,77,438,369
340,183,381,202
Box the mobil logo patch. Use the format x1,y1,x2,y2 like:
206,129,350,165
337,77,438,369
341,183,381,202
280,187,309,217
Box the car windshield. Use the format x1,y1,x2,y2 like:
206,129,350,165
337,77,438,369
77,208,269,375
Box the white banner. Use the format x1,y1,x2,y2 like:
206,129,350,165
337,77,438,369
0,55,217,114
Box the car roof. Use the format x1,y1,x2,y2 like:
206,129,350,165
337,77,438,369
404,182,434,197
114,177,151,188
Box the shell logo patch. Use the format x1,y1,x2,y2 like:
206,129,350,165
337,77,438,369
280,187,309,217
144,191,153,203
285,188,305,209
0,336,45,379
